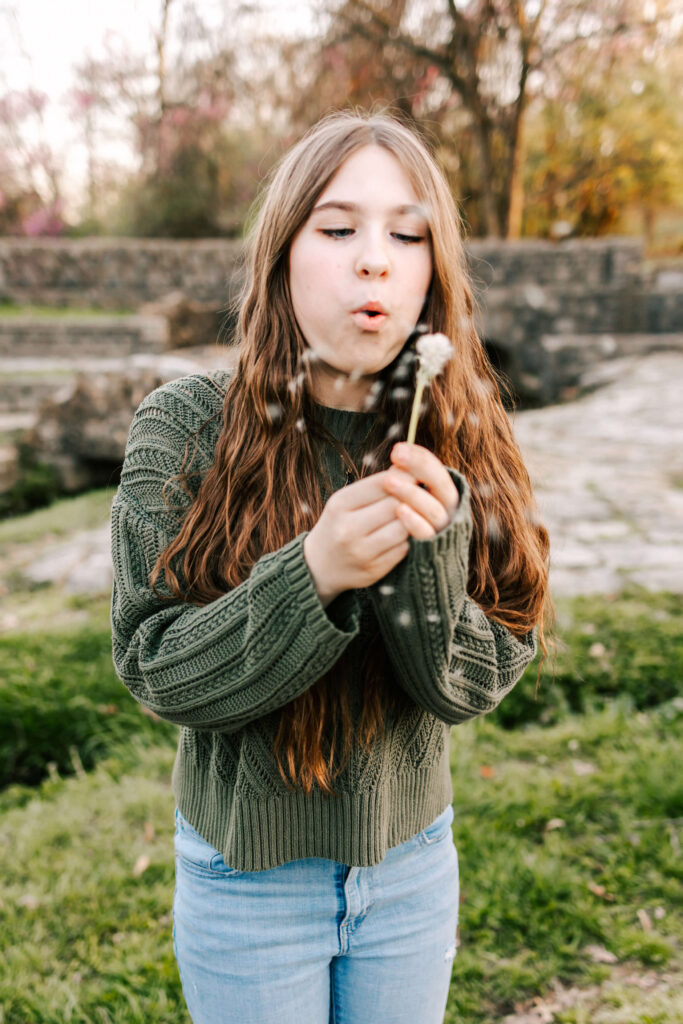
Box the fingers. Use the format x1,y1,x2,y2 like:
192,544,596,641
388,443,460,522
382,466,451,534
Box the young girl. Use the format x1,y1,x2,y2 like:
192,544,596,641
111,110,551,1024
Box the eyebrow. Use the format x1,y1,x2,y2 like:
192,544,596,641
312,200,427,218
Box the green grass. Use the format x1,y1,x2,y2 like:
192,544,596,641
488,588,683,728
0,303,134,317
0,697,680,1023
0,487,116,545
0,486,680,1021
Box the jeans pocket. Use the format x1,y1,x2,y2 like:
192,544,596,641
174,809,244,878
417,804,454,846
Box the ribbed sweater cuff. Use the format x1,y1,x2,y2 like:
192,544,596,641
281,532,361,637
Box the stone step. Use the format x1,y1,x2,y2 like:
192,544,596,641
0,314,168,358
0,350,214,413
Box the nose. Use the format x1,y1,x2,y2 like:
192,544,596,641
355,232,389,278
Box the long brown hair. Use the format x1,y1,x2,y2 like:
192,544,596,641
150,110,555,796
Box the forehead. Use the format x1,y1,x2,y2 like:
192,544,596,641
315,144,422,210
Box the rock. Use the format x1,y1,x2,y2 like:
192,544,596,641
19,354,214,493
139,290,233,350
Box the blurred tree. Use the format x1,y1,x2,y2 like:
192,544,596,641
0,88,65,235
290,0,678,239
70,0,259,237
522,0,683,243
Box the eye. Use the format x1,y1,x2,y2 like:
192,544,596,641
392,233,426,244
321,228,354,238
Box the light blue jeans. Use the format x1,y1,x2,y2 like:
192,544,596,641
173,804,459,1024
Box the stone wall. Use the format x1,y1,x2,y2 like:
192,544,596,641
1,235,681,406
0,238,244,310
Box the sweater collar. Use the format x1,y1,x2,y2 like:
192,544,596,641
311,401,376,448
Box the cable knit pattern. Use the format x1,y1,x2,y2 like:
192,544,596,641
111,372,538,870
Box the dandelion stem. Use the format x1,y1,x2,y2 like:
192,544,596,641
407,374,426,444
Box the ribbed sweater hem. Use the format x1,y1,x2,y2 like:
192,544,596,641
172,742,454,872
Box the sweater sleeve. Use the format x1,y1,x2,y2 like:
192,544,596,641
368,468,538,726
110,375,360,733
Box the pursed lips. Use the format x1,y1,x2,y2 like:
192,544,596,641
350,301,389,331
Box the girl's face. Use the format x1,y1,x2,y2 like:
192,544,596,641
289,144,433,409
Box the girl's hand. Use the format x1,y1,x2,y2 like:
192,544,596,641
382,443,460,540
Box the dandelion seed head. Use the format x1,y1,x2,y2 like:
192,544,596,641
415,333,453,379
379,584,395,596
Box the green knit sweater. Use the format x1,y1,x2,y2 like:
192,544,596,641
110,371,538,871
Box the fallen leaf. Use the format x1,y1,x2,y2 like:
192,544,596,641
132,854,150,877
97,703,119,715
588,882,616,902
637,908,653,931
584,943,618,964
18,894,40,910
545,818,565,832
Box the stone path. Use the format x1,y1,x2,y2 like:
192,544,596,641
513,350,683,597
4,350,683,600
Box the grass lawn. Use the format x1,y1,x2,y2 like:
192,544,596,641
0,304,134,318
0,483,680,1023
0,692,680,1023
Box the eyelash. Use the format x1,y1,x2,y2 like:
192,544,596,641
320,228,425,244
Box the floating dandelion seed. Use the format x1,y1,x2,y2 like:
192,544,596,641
266,402,283,423
287,372,305,393
301,349,320,364
467,412,480,427
486,513,501,541
524,505,543,526
390,387,411,401
473,377,494,398
478,482,494,499
296,418,306,433
362,453,377,469
379,584,395,596
397,610,412,627
300,501,311,515
349,368,364,382
386,423,402,440
426,612,440,624
446,411,455,428
333,377,345,391
406,333,453,444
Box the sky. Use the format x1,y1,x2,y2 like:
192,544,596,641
1,0,317,214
